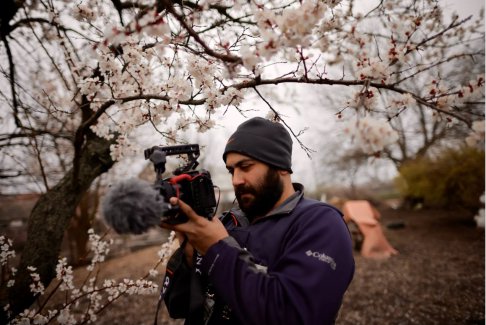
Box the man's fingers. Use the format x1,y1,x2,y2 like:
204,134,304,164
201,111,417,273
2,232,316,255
169,197,200,221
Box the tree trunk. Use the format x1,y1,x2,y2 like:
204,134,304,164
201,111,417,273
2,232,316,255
0,134,115,322
68,189,100,266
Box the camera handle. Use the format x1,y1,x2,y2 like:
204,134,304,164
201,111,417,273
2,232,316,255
144,144,201,177
148,150,167,178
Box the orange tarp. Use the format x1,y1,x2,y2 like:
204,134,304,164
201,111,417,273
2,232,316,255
343,200,398,259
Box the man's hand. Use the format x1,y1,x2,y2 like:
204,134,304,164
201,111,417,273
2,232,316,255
161,197,229,255
173,231,194,266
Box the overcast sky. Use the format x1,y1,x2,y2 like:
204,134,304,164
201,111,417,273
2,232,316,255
442,0,484,19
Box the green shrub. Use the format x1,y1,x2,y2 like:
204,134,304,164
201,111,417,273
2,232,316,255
396,146,485,212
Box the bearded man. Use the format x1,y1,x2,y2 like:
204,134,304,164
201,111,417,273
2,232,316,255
161,117,355,325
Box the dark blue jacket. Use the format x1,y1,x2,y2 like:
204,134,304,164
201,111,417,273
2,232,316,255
164,185,355,324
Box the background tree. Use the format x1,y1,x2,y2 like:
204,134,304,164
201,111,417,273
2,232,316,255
0,0,484,321
310,3,484,190
395,145,485,211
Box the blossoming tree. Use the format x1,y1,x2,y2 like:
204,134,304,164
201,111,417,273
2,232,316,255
0,0,484,322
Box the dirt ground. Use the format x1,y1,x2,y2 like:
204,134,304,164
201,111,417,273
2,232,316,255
337,207,485,325
75,207,484,325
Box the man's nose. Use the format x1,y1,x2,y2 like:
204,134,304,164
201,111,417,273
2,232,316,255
232,170,245,187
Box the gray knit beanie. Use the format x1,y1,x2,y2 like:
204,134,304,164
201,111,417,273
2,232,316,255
223,117,293,173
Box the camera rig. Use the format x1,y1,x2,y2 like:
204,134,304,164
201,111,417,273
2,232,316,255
144,144,217,224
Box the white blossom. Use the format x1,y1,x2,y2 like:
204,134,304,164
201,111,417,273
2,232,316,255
342,116,399,154
103,25,127,46
56,258,75,291
157,231,177,263
346,88,377,111
197,119,216,133
276,0,325,47
257,29,280,60
143,18,170,37
388,93,416,114
358,59,390,81
252,5,277,31
79,77,101,99
32,314,48,325
465,120,485,148
149,269,159,277
167,76,193,102
219,88,245,107
474,193,485,228
86,228,113,271
187,57,217,90
0,235,15,265
204,88,221,110
109,136,138,162
455,74,485,105
72,4,96,21
240,45,261,72
90,114,115,140
13,316,32,325
56,307,76,325
29,272,45,295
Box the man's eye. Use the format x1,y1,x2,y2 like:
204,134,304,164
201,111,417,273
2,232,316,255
240,164,252,171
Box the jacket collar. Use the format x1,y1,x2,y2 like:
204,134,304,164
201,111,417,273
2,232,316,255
250,183,304,223
265,183,304,216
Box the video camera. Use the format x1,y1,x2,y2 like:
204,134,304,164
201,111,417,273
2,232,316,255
144,144,217,225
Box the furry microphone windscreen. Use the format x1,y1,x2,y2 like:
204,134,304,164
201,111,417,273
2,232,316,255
101,178,168,234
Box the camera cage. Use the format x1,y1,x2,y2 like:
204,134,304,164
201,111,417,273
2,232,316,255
144,144,201,177
144,144,216,223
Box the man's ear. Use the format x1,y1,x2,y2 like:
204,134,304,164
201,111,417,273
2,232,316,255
278,170,290,176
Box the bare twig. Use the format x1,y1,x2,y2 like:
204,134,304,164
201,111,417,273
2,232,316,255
252,86,315,158
392,51,484,85
408,16,473,54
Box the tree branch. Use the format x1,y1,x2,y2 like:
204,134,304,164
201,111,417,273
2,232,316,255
162,0,242,64
112,75,474,125
392,51,485,86
1,35,21,127
407,15,473,54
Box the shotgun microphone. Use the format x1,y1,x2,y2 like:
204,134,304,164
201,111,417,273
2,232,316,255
101,178,169,234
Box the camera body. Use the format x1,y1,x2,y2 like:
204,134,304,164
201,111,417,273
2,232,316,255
144,144,217,225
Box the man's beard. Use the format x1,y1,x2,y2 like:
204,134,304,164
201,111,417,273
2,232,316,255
234,168,284,219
